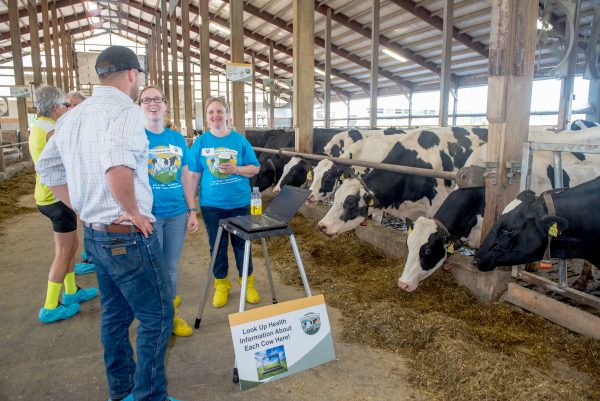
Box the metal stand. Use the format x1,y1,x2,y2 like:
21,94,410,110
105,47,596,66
193,218,312,383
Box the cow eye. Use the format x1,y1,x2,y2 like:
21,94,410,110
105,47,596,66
500,228,513,236
424,249,431,256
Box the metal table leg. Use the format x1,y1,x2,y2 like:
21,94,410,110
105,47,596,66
290,234,312,297
261,238,278,304
233,239,252,383
195,225,224,329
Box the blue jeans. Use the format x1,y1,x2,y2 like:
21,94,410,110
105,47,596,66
84,227,174,401
200,205,253,279
154,212,188,298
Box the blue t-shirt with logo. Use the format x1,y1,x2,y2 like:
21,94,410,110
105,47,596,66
188,130,259,209
146,128,190,218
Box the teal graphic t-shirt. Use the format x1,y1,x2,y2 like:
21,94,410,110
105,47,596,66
146,128,190,218
188,130,259,209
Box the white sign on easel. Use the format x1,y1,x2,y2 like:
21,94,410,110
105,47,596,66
229,295,335,390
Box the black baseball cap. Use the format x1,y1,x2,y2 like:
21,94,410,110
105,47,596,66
95,45,144,75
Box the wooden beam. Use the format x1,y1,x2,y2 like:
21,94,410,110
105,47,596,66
324,7,331,128
51,1,62,90
41,0,53,86
168,0,180,17
199,0,210,130
438,0,453,127
0,0,79,24
60,17,69,92
170,12,181,130
8,0,29,161
369,0,380,129
27,0,42,87
482,0,537,239
388,0,489,58
155,13,163,90
251,51,256,128
230,0,245,134
161,2,171,108
67,36,76,90
268,42,274,128
182,0,193,135
293,0,314,153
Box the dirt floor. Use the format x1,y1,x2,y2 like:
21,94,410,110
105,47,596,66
0,194,424,401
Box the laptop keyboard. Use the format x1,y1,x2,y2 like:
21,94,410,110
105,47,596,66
248,215,281,228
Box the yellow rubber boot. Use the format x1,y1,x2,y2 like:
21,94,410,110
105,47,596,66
173,295,181,308
172,300,192,337
238,274,261,304
213,277,231,308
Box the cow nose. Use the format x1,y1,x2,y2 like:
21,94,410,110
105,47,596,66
318,222,327,233
397,280,414,292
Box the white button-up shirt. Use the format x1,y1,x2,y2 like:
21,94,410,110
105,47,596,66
36,86,155,224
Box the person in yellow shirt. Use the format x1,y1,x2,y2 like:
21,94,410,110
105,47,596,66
30,85,98,324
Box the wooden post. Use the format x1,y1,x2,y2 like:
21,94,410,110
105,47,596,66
482,0,537,239
251,51,256,128
60,17,69,92
161,2,171,109
369,0,379,129
28,0,43,88
170,12,181,130
586,79,600,123
407,92,413,127
67,36,75,90
8,0,30,161
230,0,245,134
199,0,211,130
155,13,163,90
556,0,581,130
324,7,332,128
51,1,62,90
182,0,193,136
293,0,314,153
41,0,53,86
438,0,454,127
268,42,275,128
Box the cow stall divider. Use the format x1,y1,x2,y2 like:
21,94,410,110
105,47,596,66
504,141,600,340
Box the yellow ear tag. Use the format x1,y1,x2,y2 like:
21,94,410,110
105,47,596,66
548,222,558,237
339,175,344,182
307,170,313,181
407,226,413,235
368,198,374,207
447,243,455,254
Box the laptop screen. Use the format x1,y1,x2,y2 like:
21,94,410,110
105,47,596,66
265,186,310,222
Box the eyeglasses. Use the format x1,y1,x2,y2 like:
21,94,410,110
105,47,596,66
62,102,71,108
140,97,166,105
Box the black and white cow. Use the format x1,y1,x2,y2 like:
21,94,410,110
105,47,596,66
272,129,402,194
398,130,600,292
317,127,488,236
252,129,341,191
570,119,599,130
473,177,600,278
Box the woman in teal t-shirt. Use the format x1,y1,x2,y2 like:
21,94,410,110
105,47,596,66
188,96,260,309
140,85,198,337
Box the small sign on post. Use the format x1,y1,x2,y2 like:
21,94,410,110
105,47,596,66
9,86,30,98
229,295,335,390
226,62,253,82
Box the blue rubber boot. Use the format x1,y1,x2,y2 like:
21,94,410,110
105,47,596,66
74,262,96,275
39,302,80,324
62,287,99,306
108,394,133,401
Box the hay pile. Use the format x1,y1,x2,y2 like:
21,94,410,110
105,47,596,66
0,167,36,226
264,215,600,401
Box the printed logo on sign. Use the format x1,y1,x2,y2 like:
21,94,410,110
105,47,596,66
300,312,321,335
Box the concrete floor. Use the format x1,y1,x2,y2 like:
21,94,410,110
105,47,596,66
0,198,421,401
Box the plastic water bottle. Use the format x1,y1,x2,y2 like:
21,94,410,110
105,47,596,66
251,187,262,215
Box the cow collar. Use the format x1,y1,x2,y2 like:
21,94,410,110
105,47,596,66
540,190,560,267
432,218,455,271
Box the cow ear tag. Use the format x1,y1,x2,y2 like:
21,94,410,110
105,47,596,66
307,170,313,181
368,198,375,207
447,243,455,254
407,226,413,235
339,175,344,182
548,222,558,237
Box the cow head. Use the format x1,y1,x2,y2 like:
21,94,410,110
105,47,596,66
273,157,311,194
473,190,569,271
398,217,463,292
307,160,346,204
317,178,378,237
253,157,279,191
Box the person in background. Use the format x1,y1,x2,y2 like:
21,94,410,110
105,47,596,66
188,96,260,308
139,85,197,337
64,90,97,276
36,46,181,401
29,85,98,324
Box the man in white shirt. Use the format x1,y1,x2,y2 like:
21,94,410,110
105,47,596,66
37,45,180,401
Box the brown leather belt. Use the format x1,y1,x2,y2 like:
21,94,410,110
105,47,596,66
85,222,142,234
